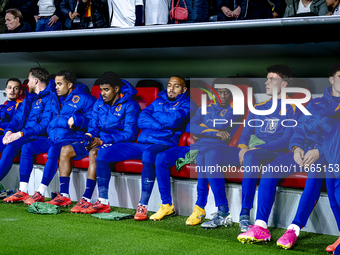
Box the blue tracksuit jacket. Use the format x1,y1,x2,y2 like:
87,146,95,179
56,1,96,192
48,83,96,143
289,87,340,157
188,101,243,146
5,80,59,138
0,99,22,132
137,89,191,147
238,97,301,154
87,80,141,144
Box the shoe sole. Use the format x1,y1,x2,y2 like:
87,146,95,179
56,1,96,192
4,199,27,203
71,208,82,213
24,200,44,206
237,235,271,244
150,211,176,221
45,202,71,207
277,242,293,250
326,243,340,252
79,209,90,214
201,224,218,229
201,221,232,229
326,247,335,253
4,195,29,203
84,208,111,214
134,216,148,221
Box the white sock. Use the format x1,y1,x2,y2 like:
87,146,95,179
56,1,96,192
98,198,109,205
287,224,300,237
61,193,69,198
82,197,91,202
254,219,268,229
37,184,48,196
139,203,147,209
19,182,28,193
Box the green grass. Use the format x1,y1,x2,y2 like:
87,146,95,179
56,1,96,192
0,200,335,255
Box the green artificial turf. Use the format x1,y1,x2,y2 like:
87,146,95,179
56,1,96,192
0,201,335,255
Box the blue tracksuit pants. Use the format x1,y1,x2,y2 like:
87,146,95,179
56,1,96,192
96,142,172,204
0,136,36,181
241,149,280,213
326,170,340,231
20,139,80,186
256,152,326,228
155,146,190,205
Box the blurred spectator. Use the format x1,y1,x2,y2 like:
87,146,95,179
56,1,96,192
0,0,9,33
216,0,241,20
284,0,328,17
246,0,284,19
33,0,62,31
66,0,109,29
216,0,284,20
108,0,143,27
326,0,340,15
7,0,35,30
60,0,81,29
5,8,32,32
178,0,209,23
145,0,170,25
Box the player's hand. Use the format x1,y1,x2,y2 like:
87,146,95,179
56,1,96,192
68,117,74,129
216,131,230,142
192,134,200,141
8,132,22,144
86,137,102,150
239,148,249,165
293,147,304,166
2,131,12,145
302,149,319,168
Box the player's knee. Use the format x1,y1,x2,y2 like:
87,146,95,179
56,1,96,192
60,145,74,160
21,143,33,158
155,152,167,167
89,148,99,160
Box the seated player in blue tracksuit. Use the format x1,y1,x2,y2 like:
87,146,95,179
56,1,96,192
4,70,96,205
0,67,59,182
45,72,140,212
0,78,23,134
238,65,340,249
318,64,340,254
237,65,300,232
82,76,192,216
180,65,299,229
149,78,242,225
196,66,299,229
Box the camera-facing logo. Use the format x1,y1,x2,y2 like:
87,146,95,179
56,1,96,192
201,85,312,116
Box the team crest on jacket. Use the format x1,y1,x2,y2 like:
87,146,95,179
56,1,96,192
7,106,13,111
116,104,122,112
220,109,228,117
261,117,279,133
72,95,80,104
36,99,42,105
